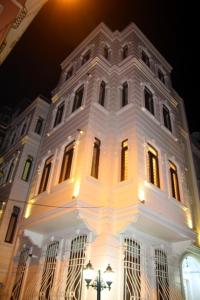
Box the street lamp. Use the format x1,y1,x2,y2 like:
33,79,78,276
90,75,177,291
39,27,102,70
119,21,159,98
83,260,114,300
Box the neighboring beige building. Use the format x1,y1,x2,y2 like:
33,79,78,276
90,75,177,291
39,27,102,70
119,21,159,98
0,0,47,64
0,96,49,297
3,23,200,300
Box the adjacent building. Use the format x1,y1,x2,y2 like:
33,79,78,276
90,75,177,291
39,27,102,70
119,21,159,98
2,23,200,300
0,0,47,64
0,96,49,297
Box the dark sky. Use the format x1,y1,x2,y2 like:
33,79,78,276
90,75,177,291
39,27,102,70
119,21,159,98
0,0,198,132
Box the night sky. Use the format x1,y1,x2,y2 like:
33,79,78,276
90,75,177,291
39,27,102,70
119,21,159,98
0,0,198,133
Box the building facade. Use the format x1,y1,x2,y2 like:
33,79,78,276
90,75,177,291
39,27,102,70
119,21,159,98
0,96,49,297
4,23,200,299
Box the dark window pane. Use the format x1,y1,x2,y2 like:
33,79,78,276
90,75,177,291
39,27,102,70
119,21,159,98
141,50,150,67
122,82,128,107
99,81,106,106
82,51,91,65
144,88,154,115
158,69,165,84
163,105,172,131
169,161,180,201
122,45,128,60
72,85,84,112
66,67,73,80
54,102,64,127
59,142,74,183
38,156,52,194
35,117,44,135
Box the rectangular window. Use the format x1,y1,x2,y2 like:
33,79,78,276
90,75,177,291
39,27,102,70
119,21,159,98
141,50,150,67
158,69,165,84
124,238,141,300
169,161,180,201
163,105,172,132
81,50,91,65
66,67,73,80
122,45,128,59
72,85,84,112
38,156,53,194
155,249,169,300
65,235,87,300
54,102,64,127
103,46,109,60
91,138,101,179
144,87,154,115
148,144,160,187
5,206,20,243
122,82,128,107
10,247,30,300
39,241,59,300
35,117,44,135
99,81,106,106
59,142,74,183
21,156,33,182
121,139,128,181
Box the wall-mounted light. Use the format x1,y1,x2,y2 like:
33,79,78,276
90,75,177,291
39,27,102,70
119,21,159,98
138,188,145,203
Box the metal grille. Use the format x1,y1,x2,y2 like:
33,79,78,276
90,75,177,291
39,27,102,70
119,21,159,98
65,235,87,300
39,241,59,300
155,249,169,300
10,247,30,300
124,238,141,300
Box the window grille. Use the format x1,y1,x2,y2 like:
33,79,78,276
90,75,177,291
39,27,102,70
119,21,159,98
155,249,169,300
10,248,30,300
124,238,141,300
121,139,128,181
39,241,59,300
65,235,87,300
91,138,101,178
59,142,74,183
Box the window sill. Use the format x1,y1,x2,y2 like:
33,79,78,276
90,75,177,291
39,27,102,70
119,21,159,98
114,179,133,190
66,106,84,122
51,179,72,193
85,176,102,186
47,121,64,136
160,125,178,142
141,107,160,125
92,102,109,115
116,103,134,116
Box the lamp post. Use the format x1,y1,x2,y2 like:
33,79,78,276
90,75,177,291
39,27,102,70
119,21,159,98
83,261,114,300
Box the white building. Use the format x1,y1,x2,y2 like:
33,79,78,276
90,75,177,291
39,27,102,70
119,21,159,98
0,96,49,297
5,23,200,300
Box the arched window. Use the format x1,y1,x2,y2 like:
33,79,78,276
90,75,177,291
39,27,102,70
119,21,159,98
21,156,33,182
65,235,87,300
59,141,74,183
155,249,169,300
38,156,53,194
124,238,141,300
169,161,180,201
39,241,59,299
99,81,106,106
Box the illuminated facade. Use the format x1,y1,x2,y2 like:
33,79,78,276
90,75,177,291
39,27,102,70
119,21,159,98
0,96,49,298
4,23,200,299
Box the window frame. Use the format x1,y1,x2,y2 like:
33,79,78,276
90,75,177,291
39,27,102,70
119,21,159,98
91,138,101,179
72,85,84,113
34,117,44,135
147,144,160,188
53,101,65,128
59,141,74,183
99,81,106,107
121,139,128,181
163,105,172,132
141,49,150,68
122,45,128,60
21,156,33,182
169,161,181,201
144,86,154,115
38,156,53,194
81,50,91,65
121,82,128,107
5,206,20,243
